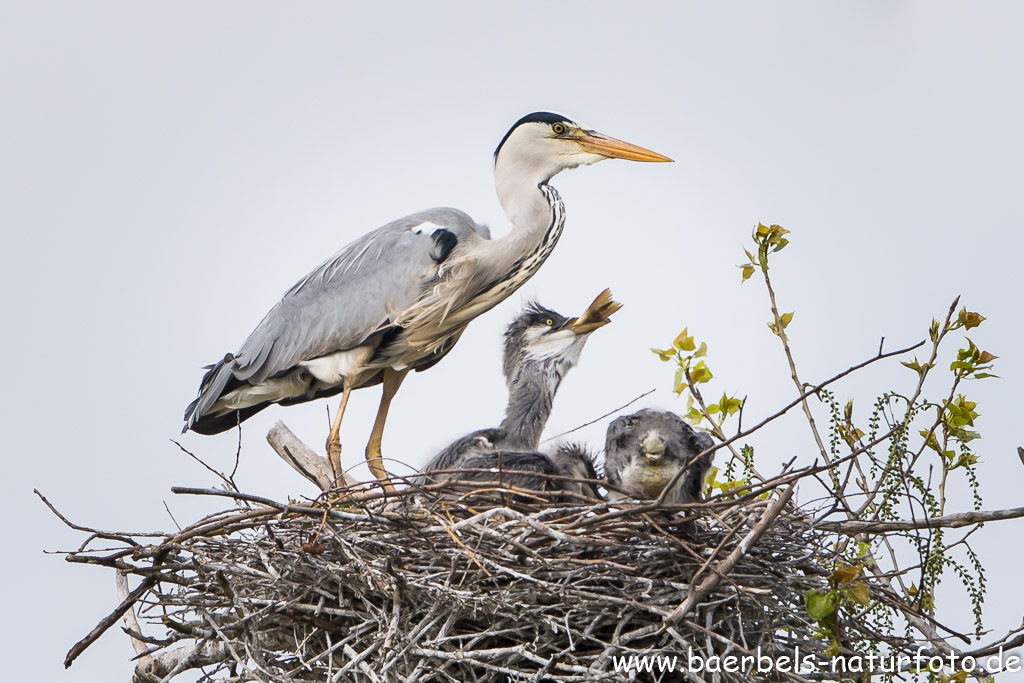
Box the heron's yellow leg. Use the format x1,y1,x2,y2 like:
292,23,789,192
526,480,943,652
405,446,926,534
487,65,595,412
365,368,409,487
326,384,353,486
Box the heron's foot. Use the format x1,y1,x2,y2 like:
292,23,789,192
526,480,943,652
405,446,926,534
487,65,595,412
365,444,394,491
326,434,343,485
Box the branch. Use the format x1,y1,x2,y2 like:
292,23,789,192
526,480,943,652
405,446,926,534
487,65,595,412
266,421,357,491
65,576,157,668
653,339,923,506
540,388,655,444
115,572,152,666
820,506,1024,534
664,484,795,625
132,641,232,683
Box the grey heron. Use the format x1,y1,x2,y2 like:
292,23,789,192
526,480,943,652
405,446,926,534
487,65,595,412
183,113,669,485
432,444,602,502
419,289,620,481
604,408,715,505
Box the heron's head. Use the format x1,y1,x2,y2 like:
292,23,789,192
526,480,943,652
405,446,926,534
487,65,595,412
494,113,671,211
502,289,621,388
550,443,603,499
605,408,717,503
607,409,701,470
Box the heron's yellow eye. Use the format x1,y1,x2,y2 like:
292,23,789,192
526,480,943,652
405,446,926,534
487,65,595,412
552,123,567,135
546,318,554,326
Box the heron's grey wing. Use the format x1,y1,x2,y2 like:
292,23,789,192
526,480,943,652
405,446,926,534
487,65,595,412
602,413,635,487
420,427,503,478
678,431,716,504
235,208,488,383
455,450,556,491
187,208,488,423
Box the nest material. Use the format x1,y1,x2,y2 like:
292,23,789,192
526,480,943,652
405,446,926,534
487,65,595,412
68,482,853,683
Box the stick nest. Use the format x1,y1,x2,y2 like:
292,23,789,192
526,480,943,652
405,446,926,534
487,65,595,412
62,481,864,683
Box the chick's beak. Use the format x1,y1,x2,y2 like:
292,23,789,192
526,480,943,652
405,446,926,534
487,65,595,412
573,128,673,163
569,288,623,335
642,433,666,461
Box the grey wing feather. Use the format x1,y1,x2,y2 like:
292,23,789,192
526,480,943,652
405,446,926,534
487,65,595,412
419,428,500,480
678,431,716,504
602,415,631,488
188,208,488,422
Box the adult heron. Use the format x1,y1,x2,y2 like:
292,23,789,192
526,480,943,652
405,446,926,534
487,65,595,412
183,113,669,484
420,289,619,479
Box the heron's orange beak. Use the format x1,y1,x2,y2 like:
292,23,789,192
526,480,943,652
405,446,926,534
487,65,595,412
569,288,622,335
574,130,673,163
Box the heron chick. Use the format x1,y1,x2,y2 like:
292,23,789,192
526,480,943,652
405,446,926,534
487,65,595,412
418,289,619,497
604,408,715,505
441,444,602,502
183,113,669,486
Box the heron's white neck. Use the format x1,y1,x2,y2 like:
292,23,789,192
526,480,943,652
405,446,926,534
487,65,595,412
453,154,565,308
494,151,563,227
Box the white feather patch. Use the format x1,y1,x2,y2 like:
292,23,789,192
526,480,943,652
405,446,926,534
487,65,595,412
408,220,441,236
298,345,375,384
524,329,585,364
215,372,310,411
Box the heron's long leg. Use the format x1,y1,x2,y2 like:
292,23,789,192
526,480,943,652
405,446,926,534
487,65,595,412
365,367,409,486
326,384,353,485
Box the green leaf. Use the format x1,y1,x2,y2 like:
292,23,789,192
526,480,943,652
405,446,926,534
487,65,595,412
683,407,704,426
689,361,713,384
958,308,986,330
920,429,942,453
804,590,835,621
739,263,755,282
673,328,695,352
953,453,979,469
672,367,684,394
651,347,674,362
780,311,794,329
847,582,871,607
831,564,861,584
902,358,921,372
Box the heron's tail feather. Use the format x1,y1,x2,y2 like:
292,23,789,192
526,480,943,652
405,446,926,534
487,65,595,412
182,357,238,434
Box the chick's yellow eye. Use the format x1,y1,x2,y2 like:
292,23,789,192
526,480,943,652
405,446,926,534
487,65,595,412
546,318,554,326
552,123,566,135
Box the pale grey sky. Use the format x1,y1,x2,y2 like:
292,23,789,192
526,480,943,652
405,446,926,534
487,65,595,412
2,2,1022,680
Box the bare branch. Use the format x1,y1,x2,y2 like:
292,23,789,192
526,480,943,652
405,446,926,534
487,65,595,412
820,506,1024,534
266,420,356,491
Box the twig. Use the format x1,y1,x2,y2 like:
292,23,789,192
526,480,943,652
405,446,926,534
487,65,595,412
664,485,795,625
820,506,1024,534
540,388,656,444
170,439,238,493
64,576,157,668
